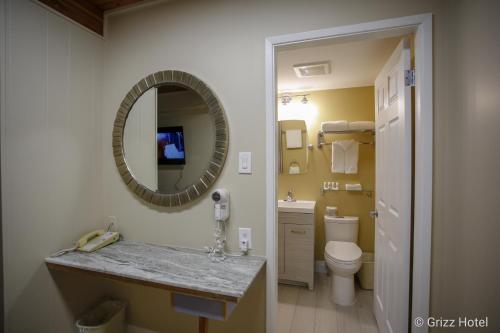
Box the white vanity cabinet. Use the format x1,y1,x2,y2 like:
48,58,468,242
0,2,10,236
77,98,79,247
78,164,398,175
278,211,315,290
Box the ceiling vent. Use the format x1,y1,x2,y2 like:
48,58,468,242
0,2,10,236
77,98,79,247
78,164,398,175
293,61,331,78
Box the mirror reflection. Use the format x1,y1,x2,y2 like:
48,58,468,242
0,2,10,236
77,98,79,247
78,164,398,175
123,84,215,194
279,120,309,174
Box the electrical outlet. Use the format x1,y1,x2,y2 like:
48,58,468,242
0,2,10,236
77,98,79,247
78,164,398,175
238,227,252,250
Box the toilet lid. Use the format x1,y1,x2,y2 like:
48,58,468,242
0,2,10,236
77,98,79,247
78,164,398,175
325,241,362,262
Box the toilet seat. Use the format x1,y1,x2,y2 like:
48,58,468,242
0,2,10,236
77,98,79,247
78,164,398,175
325,241,362,264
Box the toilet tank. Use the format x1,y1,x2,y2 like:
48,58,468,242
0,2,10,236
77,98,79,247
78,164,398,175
324,216,359,243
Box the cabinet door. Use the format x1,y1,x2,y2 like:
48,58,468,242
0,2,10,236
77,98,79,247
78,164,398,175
278,212,314,225
284,224,314,282
278,223,285,275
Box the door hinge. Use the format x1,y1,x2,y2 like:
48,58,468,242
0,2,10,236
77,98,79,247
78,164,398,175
405,68,415,87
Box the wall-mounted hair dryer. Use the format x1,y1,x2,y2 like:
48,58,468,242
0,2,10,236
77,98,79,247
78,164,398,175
211,189,229,222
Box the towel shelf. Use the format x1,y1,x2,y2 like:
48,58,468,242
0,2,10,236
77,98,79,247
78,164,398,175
317,130,375,147
320,187,374,197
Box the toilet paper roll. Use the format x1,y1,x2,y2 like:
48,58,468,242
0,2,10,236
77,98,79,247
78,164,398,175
326,206,338,216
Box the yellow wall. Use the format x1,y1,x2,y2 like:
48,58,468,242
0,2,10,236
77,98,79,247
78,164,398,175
278,87,375,260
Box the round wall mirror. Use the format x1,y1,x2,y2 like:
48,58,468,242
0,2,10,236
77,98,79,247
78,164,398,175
113,71,228,207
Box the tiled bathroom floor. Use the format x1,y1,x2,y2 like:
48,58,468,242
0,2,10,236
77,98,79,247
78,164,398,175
278,273,379,333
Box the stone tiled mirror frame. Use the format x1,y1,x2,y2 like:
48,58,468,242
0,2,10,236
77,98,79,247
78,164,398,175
112,70,229,207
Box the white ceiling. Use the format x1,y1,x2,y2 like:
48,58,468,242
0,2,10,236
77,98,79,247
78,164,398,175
277,36,401,93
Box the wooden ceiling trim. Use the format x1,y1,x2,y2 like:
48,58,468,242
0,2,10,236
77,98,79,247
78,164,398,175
92,0,146,12
39,0,104,35
37,0,147,36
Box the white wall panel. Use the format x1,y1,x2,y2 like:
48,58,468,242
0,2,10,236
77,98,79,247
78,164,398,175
2,1,104,331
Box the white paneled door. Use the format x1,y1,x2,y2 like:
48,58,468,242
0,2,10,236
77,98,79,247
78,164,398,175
374,39,412,333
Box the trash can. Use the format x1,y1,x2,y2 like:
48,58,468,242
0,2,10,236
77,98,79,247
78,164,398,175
358,252,374,290
76,300,126,333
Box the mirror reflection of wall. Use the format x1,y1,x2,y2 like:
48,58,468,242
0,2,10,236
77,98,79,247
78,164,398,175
123,88,158,190
279,120,308,175
123,84,215,194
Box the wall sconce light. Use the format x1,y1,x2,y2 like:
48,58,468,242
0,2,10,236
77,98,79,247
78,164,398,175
281,95,292,105
279,94,310,105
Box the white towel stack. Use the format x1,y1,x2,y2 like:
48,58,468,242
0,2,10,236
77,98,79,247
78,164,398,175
321,120,348,132
285,129,303,148
348,121,375,131
321,120,374,132
326,206,338,216
332,140,359,174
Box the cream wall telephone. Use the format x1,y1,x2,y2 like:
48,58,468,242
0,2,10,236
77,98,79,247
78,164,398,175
76,229,120,252
51,227,120,257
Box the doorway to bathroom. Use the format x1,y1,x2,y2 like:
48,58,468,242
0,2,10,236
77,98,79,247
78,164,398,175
265,14,433,333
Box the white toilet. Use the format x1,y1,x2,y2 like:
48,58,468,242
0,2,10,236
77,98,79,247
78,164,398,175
324,209,362,306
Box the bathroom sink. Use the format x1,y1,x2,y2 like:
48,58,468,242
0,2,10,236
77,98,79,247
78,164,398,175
278,200,316,214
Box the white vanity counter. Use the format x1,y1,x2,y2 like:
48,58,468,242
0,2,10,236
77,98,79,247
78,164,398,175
278,200,316,214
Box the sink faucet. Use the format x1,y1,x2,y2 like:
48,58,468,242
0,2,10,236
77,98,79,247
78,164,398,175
286,188,296,202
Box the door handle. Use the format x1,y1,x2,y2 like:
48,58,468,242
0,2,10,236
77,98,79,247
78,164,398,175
290,229,306,235
369,210,378,218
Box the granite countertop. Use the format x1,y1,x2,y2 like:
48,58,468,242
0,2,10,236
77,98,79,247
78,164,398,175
45,241,266,302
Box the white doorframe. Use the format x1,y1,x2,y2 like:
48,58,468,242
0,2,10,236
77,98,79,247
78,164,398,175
265,13,432,333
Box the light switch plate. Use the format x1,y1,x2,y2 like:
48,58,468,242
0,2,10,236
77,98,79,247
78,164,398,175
238,152,252,174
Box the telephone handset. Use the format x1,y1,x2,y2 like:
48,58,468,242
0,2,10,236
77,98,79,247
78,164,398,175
51,228,120,257
76,229,120,252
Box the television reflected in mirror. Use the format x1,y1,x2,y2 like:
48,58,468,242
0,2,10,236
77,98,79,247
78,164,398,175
157,126,185,165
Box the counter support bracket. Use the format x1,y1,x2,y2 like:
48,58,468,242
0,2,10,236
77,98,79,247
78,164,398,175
199,317,208,333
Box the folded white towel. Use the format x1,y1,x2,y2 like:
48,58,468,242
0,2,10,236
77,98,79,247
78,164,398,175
348,121,375,131
332,140,359,174
289,165,301,174
321,120,348,132
345,183,363,191
286,129,302,148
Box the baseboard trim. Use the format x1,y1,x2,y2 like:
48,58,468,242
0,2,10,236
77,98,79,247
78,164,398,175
315,260,327,273
128,325,159,333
